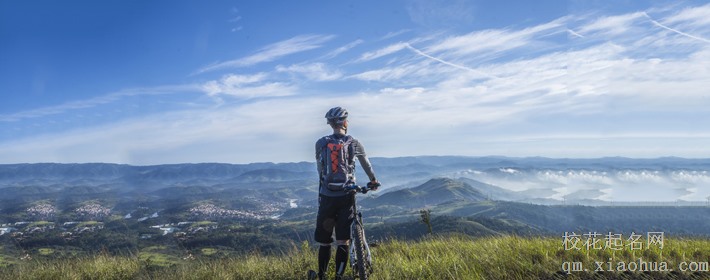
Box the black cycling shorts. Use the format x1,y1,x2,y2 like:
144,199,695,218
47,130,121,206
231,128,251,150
314,194,355,244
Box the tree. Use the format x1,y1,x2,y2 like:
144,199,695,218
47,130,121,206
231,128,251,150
419,209,432,235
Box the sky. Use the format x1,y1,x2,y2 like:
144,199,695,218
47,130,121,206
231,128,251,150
1,0,709,165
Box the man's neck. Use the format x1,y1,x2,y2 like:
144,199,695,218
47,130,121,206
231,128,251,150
332,129,346,136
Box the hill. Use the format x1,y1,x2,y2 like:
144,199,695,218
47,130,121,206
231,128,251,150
364,178,486,208
367,215,542,239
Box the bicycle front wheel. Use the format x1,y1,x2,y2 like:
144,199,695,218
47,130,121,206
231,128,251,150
353,222,369,280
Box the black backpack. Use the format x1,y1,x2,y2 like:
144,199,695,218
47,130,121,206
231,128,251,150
320,135,355,191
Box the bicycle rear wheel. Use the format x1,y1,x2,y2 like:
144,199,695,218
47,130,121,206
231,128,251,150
352,222,369,280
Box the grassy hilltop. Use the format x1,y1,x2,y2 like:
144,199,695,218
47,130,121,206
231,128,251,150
1,235,709,280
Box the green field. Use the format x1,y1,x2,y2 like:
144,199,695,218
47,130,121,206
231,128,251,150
0,235,709,279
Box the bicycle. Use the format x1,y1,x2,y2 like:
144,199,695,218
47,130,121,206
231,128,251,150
345,183,375,280
308,183,377,280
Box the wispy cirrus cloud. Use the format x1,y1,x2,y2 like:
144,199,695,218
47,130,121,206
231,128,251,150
201,73,296,99
663,3,710,27
194,34,335,74
578,12,646,36
425,19,566,56
0,85,200,122
275,63,343,81
643,12,710,44
321,39,364,59
355,42,409,62
380,29,412,40
348,19,568,83
404,43,501,79
567,29,585,38
349,64,422,82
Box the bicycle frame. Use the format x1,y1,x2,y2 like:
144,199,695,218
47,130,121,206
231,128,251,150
350,209,373,269
345,184,374,279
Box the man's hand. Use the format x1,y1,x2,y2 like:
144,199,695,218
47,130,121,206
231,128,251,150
367,180,380,191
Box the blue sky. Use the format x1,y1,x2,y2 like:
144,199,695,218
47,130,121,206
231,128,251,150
1,0,709,164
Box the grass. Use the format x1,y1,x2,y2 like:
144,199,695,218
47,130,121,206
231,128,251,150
3,254,140,280
193,221,217,226
0,235,709,279
77,221,101,227
28,221,54,227
0,256,12,269
137,246,181,268
201,248,217,256
37,248,54,256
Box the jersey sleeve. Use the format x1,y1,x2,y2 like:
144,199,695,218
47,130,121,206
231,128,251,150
315,138,324,180
352,138,377,182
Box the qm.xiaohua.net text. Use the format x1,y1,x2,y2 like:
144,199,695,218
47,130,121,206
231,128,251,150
560,231,709,274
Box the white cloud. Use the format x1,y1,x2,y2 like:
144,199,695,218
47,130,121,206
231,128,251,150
355,42,408,62
404,43,500,79
322,39,364,59
379,87,425,95
643,12,710,44
663,3,710,27
567,29,585,38
206,73,268,90
194,34,335,74
201,73,296,98
0,85,200,122
349,65,417,82
425,19,565,56
380,29,411,40
275,63,343,81
578,12,646,36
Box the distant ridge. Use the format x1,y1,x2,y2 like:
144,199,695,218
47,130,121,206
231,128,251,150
0,162,316,180
366,178,486,208
3,156,710,175
365,157,710,178
2,156,710,204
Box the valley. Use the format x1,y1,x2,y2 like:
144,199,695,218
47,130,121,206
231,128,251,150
1,156,709,263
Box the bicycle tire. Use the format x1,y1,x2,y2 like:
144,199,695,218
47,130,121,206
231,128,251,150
353,222,369,280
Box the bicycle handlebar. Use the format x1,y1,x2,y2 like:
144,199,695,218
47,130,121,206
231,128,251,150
343,183,379,193
343,184,368,193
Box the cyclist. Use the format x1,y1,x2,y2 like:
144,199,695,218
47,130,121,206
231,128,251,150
313,106,379,280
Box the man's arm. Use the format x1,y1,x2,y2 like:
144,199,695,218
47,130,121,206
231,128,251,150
315,139,324,184
352,139,377,184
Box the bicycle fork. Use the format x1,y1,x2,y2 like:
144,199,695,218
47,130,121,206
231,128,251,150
349,212,372,270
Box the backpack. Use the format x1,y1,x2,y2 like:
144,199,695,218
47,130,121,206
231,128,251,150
320,135,355,191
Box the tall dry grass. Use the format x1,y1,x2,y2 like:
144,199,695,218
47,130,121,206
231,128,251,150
1,235,709,279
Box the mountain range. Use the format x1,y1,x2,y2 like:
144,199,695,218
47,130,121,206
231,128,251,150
2,156,710,237
4,156,709,204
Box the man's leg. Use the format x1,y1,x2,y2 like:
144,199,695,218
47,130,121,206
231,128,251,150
334,194,356,279
318,242,332,279
315,194,337,280
334,239,350,278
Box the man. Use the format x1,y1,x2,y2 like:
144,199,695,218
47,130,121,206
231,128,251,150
312,106,379,280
